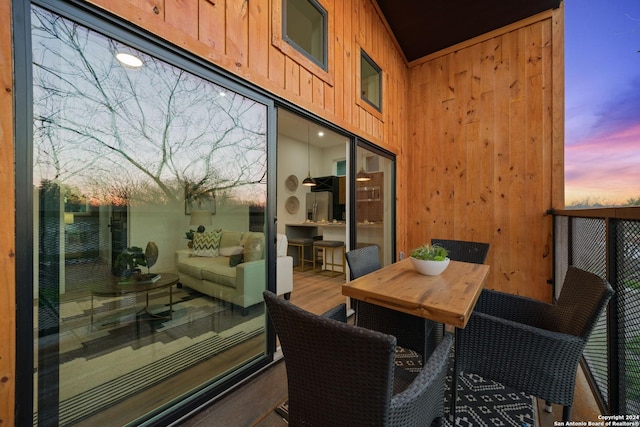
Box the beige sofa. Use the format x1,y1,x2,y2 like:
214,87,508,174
175,230,293,311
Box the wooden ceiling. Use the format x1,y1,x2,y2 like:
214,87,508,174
374,0,562,62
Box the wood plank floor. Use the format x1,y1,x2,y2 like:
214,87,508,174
179,269,603,427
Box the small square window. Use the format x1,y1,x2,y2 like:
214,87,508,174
361,50,382,110
284,0,327,69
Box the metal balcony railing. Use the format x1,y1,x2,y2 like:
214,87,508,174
553,207,640,415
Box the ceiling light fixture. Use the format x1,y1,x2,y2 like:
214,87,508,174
356,166,371,182
356,152,371,182
116,52,143,68
302,126,317,187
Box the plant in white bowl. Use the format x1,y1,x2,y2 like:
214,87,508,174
409,243,450,276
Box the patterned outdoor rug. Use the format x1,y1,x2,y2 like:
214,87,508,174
276,346,537,427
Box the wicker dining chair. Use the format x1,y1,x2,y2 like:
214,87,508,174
456,266,614,422
263,290,453,427
430,238,490,264
345,245,440,360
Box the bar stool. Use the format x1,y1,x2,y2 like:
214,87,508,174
288,238,314,272
312,240,345,277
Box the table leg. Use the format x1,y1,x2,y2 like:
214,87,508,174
169,284,173,319
139,286,174,321
450,328,459,422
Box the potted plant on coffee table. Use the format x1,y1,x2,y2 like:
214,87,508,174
115,246,148,282
409,243,450,276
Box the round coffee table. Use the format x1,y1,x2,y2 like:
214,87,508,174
90,272,180,327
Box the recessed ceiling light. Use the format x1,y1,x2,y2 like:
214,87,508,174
317,131,324,137
116,52,143,68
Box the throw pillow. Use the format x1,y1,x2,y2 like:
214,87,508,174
229,253,244,267
219,245,244,257
192,229,222,257
219,231,244,250
243,233,264,262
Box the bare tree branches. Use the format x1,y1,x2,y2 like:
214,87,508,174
32,7,267,206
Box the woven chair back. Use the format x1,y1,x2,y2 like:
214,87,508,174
556,266,614,337
263,290,397,426
345,245,381,279
431,239,490,264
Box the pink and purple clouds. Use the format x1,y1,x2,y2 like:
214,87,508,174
565,0,640,205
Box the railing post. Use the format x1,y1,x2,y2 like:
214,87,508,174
607,218,620,414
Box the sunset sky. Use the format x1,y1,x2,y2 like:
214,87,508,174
564,0,640,206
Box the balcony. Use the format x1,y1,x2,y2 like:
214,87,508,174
177,207,639,425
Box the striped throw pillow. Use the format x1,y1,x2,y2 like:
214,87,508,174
192,229,222,257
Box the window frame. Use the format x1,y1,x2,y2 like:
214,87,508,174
360,49,382,112
271,0,334,88
282,0,328,71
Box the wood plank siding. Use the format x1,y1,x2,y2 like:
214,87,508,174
0,0,564,423
0,0,16,424
405,9,564,301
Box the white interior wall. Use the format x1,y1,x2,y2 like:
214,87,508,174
276,133,348,234
277,135,313,234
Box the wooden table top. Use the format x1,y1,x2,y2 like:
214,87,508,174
342,259,489,329
90,272,180,297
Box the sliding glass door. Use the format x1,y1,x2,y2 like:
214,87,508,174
352,143,395,266
29,4,272,425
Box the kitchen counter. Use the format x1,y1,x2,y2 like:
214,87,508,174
286,221,381,227
285,222,347,240
285,221,385,266
286,222,382,241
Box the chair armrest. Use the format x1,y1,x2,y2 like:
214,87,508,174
457,311,586,404
276,256,293,296
236,260,266,306
475,289,555,327
390,334,453,422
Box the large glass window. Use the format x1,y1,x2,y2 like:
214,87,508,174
283,0,327,69
31,6,268,425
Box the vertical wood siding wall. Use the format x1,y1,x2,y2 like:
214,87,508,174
0,0,15,423
405,10,564,301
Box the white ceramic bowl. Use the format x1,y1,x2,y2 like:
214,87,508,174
409,257,450,276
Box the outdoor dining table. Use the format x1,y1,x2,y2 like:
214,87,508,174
341,257,490,421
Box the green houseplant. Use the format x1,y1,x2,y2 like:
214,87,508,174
409,243,450,276
185,229,196,248
115,246,148,279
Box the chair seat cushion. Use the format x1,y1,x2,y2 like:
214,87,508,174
177,255,236,287
288,238,314,245
313,240,344,248
201,260,237,288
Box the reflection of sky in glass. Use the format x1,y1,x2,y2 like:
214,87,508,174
31,7,266,205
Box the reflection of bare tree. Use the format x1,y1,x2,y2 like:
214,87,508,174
31,7,267,205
